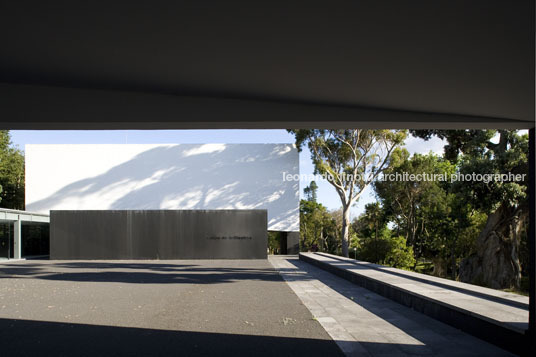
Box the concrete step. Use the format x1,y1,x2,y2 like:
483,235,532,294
300,252,530,355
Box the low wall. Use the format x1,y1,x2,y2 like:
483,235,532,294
50,210,267,259
300,252,528,355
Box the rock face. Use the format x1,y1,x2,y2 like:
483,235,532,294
459,204,525,290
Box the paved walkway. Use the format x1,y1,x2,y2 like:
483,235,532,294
304,252,528,330
270,255,513,356
0,259,341,356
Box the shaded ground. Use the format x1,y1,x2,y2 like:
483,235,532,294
0,259,341,356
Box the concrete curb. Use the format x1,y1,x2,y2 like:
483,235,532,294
300,252,528,355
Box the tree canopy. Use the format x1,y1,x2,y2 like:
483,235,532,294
0,130,25,210
288,129,406,256
297,129,529,291
411,129,528,288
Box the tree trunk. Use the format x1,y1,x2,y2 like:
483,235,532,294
451,242,457,280
320,229,324,252
431,256,447,277
374,219,379,262
459,203,527,289
341,206,350,257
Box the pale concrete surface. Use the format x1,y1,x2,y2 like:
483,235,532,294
0,259,341,356
303,252,528,332
270,255,513,356
26,144,300,232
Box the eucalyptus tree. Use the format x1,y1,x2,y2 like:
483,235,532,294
288,129,406,257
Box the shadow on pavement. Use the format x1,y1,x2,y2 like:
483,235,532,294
0,261,290,284
0,317,343,357
279,257,515,356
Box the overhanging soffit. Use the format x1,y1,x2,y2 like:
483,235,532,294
0,1,534,129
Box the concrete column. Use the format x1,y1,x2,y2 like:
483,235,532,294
286,232,300,255
13,216,21,259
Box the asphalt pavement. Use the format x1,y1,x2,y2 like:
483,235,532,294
0,259,342,356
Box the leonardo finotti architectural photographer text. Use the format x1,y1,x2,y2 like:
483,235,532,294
282,172,526,183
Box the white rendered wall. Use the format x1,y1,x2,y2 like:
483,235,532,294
26,144,299,231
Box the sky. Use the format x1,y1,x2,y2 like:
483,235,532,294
10,129,446,220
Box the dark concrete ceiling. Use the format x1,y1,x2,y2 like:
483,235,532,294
0,0,534,129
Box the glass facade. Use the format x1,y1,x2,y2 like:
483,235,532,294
0,221,49,259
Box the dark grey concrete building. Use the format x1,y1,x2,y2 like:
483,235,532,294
51,210,268,260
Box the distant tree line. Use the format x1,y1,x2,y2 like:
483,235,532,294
0,130,25,210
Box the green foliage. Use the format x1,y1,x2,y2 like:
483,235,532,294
0,130,25,209
303,180,318,202
412,129,528,213
268,231,282,255
288,129,406,256
353,203,391,264
453,130,528,213
374,151,458,259
354,213,415,269
295,128,528,290
384,236,416,270
299,198,339,253
410,129,496,163
290,130,407,195
356,227,392,264
410,129,529,286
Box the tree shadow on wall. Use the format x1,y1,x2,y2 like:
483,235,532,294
27,144,299,230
